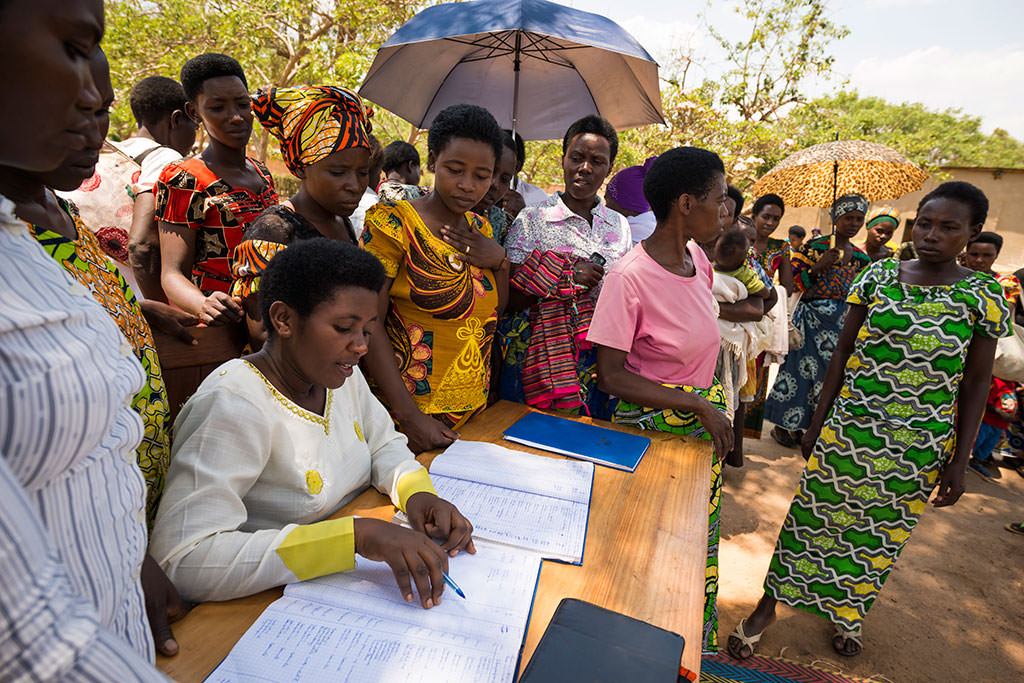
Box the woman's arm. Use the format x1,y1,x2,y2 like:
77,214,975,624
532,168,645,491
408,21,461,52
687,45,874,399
596,345,733,457
506,264,538,313
718,297,765,322
158,221,242,325
777,246,795,295
361,279,459,453
800,303,868,459
128,191,166,301
935,334,998,507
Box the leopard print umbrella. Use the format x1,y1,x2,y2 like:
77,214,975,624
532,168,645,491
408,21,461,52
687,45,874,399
751,140,928,207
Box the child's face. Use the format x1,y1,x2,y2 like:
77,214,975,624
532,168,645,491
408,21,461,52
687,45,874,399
789,234,803,250
913,198,982,265
713,240,746,272
428,137,495,216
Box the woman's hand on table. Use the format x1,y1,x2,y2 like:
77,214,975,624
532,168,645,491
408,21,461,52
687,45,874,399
406,491,476,557
353,518,450,608
141,553,192,657
440,223,507,270
400,411,459,454
198,291,244,326
695,400,734,458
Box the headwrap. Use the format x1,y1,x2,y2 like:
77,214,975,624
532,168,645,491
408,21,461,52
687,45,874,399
866,206,900,230
251,85,372,176
230,238,289,299
605,156,656,214
829,193,869,224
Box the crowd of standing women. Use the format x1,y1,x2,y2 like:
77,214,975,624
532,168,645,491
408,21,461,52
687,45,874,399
1,1,1016,677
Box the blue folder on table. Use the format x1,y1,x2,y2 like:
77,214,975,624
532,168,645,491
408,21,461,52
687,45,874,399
502,412,651,472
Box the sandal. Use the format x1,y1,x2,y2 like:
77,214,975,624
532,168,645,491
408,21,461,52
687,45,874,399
727,619,764,660
832,625,862,657
1005,522,1024,536
771,426,799,448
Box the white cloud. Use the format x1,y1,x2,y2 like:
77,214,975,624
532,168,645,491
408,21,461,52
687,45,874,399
617,16,703,66
849,45,1024,136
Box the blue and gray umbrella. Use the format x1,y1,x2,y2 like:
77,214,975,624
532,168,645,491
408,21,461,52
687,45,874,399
359,0,665,140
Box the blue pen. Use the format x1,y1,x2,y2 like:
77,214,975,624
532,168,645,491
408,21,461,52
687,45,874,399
442,570,466,599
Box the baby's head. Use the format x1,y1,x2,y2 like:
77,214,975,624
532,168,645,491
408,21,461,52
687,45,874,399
714,227,749,272
247,205,320,244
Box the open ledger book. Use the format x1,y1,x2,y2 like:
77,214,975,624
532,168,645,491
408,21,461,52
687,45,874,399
406,440,594,565
207,542,543,683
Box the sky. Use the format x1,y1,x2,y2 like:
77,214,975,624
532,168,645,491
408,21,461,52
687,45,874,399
564,0,1024,137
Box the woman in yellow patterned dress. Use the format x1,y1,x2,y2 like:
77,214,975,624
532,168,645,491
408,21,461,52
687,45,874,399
362,105,509,453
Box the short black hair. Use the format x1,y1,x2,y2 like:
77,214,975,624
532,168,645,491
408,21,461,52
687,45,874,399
129,76,187,128
714,227,749,269
503,128,526,172
918,181,989,227
427,104,503,163
752,193,785,219
642,147,725,221
726,185,744,218
247,205,320,244
180,53,248,102
968,231,1003,254
562,114,618,164
258,238,386,336
788,224,806,238
381,141,419,174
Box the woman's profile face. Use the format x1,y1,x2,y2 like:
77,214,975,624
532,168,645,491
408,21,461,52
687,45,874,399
300,146,371,218
562,133,611,204
0,0,104,171
190,75,253,150
279,286,379,390
476,144,516,214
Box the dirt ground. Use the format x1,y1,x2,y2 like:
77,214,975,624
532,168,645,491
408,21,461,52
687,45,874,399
714,428,1024,682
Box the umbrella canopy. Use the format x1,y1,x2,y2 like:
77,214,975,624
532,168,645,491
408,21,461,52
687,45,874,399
751,140,928,207
358,0,665,140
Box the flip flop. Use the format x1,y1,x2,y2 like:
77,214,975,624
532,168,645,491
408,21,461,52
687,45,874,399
1005,522,1024,536
832,625,862,657
727,619,764,660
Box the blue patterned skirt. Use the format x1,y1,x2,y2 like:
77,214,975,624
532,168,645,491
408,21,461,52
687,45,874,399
765,298,847,432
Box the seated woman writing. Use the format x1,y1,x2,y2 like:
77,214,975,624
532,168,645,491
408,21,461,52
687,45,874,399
151,239,474,607
587,147,734,655
361,104,509,454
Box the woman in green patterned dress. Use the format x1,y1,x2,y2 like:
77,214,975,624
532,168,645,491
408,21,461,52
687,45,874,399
727,182,1010,659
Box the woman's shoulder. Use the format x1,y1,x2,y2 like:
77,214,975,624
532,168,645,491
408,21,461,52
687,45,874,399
192,358,268,399
157,155,213,187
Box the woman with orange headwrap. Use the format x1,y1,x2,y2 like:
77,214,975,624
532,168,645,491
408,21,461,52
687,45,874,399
252,85,380,244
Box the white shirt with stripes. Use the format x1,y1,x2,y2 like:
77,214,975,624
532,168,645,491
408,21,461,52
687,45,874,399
0,195,163,680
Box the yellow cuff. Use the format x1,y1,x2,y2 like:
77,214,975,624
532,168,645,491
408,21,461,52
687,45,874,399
275,516,355,582
396,467,437,512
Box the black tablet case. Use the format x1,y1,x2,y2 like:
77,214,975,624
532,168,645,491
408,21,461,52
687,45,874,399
518,598,685,682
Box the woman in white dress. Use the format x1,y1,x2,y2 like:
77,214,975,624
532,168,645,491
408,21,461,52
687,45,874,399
152,238,474,608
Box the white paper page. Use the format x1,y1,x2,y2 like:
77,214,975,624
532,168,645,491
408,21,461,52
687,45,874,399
208,543,541,683
430,440,593,503
429,476,587,563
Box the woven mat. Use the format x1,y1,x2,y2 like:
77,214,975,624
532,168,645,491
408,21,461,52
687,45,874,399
700,653,872,683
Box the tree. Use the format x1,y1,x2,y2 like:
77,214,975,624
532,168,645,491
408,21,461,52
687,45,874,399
705,0,849,122
787,91,1024,171
104,0,432,157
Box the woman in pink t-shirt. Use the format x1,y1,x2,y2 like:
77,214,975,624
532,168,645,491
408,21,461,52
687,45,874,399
587,147,733,655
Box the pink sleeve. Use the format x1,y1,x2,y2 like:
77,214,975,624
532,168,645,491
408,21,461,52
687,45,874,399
586,270,639,352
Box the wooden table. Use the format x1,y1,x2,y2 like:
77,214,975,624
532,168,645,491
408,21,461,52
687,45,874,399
156,401,712,681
